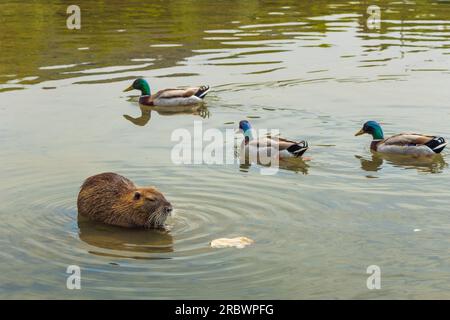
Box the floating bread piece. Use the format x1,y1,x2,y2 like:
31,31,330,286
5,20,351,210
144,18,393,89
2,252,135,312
210,237,254,249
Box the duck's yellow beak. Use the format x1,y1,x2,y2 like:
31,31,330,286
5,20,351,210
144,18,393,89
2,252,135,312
123,85,134,92
355,129,365,136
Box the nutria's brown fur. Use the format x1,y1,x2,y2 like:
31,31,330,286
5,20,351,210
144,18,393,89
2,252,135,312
77,172,172,228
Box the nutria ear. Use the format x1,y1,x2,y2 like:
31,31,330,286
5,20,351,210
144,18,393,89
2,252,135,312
133,191,141,200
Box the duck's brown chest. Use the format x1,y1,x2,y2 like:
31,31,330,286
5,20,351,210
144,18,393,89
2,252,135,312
139,96,154,106
370,140,380,151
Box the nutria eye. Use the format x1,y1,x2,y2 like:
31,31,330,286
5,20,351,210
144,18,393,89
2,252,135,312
134,192,141,200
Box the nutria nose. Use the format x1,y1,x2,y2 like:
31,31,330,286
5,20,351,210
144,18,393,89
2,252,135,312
164,205,173,215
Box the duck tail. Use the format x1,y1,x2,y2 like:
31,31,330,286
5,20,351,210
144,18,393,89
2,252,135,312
287,141,308,157
425,137,447,154
195,85,210,99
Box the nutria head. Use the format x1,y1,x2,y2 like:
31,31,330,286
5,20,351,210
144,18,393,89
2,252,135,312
124,187,173,228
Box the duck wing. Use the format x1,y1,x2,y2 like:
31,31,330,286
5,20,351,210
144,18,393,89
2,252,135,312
383,133,434,146
249,137,275,148
266,135,305,151
379,133,447,155
242,138,277,160
153,86,210,99
278,137,303,150
258,136,308,157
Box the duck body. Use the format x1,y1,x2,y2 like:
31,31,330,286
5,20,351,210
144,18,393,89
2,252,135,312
373,134,447,155
125,78,210,106
238,120,308,160
356,121,447,156
139,87,210,106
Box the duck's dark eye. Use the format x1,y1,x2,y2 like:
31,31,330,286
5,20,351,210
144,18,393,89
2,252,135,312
133,192,141,200
363,124,369,132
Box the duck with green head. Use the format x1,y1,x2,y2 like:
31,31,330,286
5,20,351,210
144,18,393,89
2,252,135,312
124,78,210,106
355,120,447,155
238,120,309,159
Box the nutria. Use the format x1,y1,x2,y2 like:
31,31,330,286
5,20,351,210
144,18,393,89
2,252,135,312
77,172,172,229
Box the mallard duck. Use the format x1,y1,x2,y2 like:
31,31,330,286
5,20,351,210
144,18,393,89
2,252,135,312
355,121,447,155
123,78,210,106
238,120,308,159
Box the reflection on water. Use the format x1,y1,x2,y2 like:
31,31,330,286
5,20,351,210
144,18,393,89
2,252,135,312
239,157,310,175
1,0,450,89
356,153,448,174
123,103,210,126
77,215,174,257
